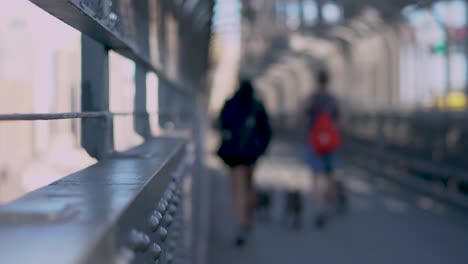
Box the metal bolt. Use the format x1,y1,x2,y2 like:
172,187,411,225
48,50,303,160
141,234,151,249
162,214,173,227
79,0,87,9
108,12,118,27
149,214,160,232
153,210,163,220
168,182,177,191
129,229,151,251
115,247,135,264
164,190,173,201
157,200,167,213
150,243,162,260
171,175,178,183
166,253,174,264
168,241,177,251
171,230,180,240
157,227,168,242
175,188,183,198
169,204,177,216
171,196,180,206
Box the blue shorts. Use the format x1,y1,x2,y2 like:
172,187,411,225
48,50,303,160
305,146,336,173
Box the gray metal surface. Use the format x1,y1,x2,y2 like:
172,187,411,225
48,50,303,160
0,137,188,264
29,0,212,93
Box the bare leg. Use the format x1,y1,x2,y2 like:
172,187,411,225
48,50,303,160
246,166,256,228
325,172,338,207
230,166,252,246
312,173,325,212
311,172,330,229
230,166,248,228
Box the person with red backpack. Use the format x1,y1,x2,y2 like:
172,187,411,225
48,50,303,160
305,69,345,229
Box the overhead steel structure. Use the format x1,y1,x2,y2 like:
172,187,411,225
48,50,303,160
241,0,460,112
242,0,468,216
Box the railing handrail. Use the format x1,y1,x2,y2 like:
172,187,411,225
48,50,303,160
0,111,193,121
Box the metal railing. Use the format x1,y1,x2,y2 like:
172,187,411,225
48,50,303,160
0,112,194,121
344,110,468,208
0,0,214,263
0,138,189,264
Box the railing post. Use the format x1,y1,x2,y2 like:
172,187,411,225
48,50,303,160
81,35,113,160
135,64,151,139
133,1,151,139
158,80,174,129
191,80,211,264
134,0,151,139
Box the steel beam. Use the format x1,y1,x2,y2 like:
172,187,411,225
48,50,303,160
0,138,188,264
29,0,206,94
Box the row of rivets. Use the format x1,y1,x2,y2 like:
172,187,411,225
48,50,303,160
154,164,185,262
117,161,187,263
166,208,184,262
164,178,182,264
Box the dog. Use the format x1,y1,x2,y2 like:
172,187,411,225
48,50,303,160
335,180,348,214
285,190,303,229
255,189,272,222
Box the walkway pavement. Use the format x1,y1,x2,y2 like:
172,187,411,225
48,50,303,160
207,142,468,264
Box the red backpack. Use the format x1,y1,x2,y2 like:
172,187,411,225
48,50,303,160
308,111,341,156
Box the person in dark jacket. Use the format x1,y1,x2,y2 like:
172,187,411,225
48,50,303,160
217,79,272,247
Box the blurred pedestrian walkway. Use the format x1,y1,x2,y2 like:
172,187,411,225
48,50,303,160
207,141,468,264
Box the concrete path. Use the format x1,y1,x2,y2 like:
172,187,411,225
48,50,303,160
207,142,468,264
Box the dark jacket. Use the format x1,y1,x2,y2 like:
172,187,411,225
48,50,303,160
217,92,272,166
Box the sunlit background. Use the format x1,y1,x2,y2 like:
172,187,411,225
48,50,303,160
209,0,242,113
0,0,467,204
0,0,161,203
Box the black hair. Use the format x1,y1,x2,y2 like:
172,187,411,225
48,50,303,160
316,69,329,86
238,79,254,98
